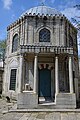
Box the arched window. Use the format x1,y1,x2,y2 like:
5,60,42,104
69,35,73,47
39,28,50,42
12,34,18,52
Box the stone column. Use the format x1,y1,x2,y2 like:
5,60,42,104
34,55,38,93
22,59,26,91
69,56,74,93
19,55,23,92
55,56,59,94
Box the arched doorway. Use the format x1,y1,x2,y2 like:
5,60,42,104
38,68,51,99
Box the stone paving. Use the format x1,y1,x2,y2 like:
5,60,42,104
0,98,80,120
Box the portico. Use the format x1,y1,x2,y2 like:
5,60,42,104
17,45,76,108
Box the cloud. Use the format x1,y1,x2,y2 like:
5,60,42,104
51,0,55,3
11,14,16,20
21,6,26,12
2,0,12,10
61,7,80,23
41,0,46,3
39,0,55,5
58,0,76,11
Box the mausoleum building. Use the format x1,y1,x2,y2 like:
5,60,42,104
3,5,79,109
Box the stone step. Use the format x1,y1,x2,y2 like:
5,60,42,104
9,108,80,112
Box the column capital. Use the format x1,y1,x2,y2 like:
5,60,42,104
34,53,38,57
35,55,38,58
69,55,73,57
55,56,58,59
55,54,59,59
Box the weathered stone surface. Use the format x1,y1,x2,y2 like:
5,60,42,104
56,93,76,108
36,113,46,119
17,92,38,109
19,113,31,120
61,113,69,120
68,113,77,120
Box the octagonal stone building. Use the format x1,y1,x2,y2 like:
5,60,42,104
3,5,79,109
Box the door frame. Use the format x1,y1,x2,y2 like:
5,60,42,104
38,68,51,98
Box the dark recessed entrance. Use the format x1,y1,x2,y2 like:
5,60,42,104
38,68,51,99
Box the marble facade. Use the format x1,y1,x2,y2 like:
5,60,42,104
2,6,79,108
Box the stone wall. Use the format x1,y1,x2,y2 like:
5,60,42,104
0,69,3,94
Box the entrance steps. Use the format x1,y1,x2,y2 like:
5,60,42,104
38,103,56,109
9,109,80,112
38,102,57,109
38,97,56,108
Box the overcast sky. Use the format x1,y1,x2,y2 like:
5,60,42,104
0,0,80,54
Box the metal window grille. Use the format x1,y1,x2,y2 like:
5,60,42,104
9,69,17,91
39,28,50,42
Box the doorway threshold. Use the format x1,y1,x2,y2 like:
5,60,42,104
39,102,56,106
39,97,55,105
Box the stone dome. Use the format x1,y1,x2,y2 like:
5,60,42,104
21,5,62,16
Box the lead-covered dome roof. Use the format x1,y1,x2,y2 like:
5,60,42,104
21,5,62,16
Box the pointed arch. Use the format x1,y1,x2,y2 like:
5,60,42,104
12,34,18,52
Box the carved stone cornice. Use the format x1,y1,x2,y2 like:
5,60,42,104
20,45,73,55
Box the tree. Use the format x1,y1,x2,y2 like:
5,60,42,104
0,40,6,49
71,5,80,46
0,39,6,60
71,5,80,30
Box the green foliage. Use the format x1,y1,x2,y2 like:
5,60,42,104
0,40,6,60
0,40,6,49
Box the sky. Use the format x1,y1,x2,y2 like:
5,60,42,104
0,0,80,54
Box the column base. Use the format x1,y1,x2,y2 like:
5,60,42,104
17,91,38,109
55,93,76,109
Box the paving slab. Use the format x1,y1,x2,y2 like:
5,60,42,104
19,113,31,120
52,112,61,120
61,113,69,120
68,113,77,120
28,113,37,120
76,113,80,120
0,99,80,120
45,113,54,120
36,113,46,119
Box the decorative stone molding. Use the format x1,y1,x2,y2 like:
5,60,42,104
20,45,73,54
38,63,54,70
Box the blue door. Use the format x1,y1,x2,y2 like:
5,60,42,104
39,68,51,97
